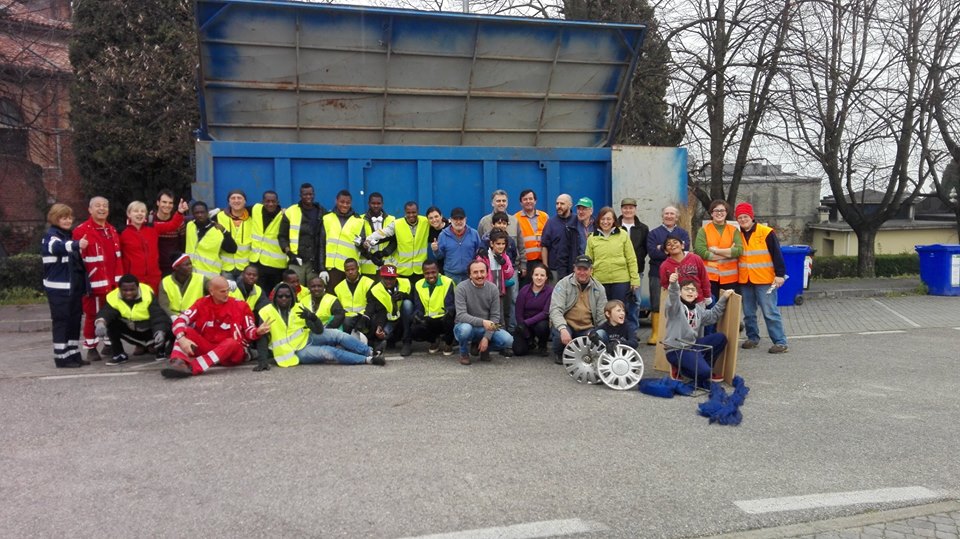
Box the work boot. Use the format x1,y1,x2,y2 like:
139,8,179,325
161,359,192,379
400,342,412,357
459,354,471,365
646,313,660,346
741,340,759,350
768,344,789,354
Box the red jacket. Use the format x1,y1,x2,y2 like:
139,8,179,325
173,296,259,346
121,224,161,292
659,252,712,302
73,218,123,296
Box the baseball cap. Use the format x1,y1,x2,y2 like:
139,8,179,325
573,255,593,269
576,197,593,209
620,198,637,207
450,207,466,219
379,264,399,277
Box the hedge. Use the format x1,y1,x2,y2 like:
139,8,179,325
811,254,919,279
0,253,43,292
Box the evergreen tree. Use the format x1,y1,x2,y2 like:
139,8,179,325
563,0,680,146
70,0,197,223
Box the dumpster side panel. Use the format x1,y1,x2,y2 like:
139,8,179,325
195,142,613,227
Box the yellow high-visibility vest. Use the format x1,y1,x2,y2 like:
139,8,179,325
258,303,308,368
370,278,411,321
334,276,374,317
229,283,263,312
185,221,225,278
161,273,204,315
360,214,396,276
322,212,364,271
301,293,338,326
250,203,287,269
415,275,453,319
216,210,252,272
106,283,154,321
394,216,429,277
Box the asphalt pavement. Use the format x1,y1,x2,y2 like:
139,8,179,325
1,276,958,538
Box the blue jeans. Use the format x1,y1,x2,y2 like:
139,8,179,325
297,328,372,365
445,272,467,285
626,278,643,329
741,283,787,346
666,332,727,388
603,282,630,305
453,323,513,357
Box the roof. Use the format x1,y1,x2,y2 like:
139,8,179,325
194,0,646,147
808,219,956,232
821,189,899,205
0,1,71,74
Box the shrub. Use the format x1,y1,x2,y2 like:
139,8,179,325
811,254,919,279
0,286,46,305
0,253,44,292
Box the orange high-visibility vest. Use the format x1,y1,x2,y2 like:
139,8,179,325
704,223,740,285
738,223,776,284
515,210,548,261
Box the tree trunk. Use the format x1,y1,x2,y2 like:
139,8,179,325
854,226,879,278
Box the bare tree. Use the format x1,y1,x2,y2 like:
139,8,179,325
656,0,794,211
922,0,960,238
774,0,953,277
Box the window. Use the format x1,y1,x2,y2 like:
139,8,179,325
0,99,27,156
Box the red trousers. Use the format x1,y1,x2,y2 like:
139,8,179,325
170,327,247,375
82,294,108,349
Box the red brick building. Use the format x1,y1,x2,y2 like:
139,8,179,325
0,0,81,255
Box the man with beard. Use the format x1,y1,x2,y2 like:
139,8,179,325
540,194,578,282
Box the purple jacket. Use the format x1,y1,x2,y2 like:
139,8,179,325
515,283,554,327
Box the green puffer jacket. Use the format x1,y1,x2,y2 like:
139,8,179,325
585,228,640,286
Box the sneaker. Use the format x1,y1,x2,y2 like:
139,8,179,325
441,343,453,356
470,342,480,357
741,340,759,350
459,355,471,365
105,353,130,366
428,338,441,354
86,348,102,362
711,373,725,382
400,342,412,357
479,350,491,362
768,344,789,354
501,348,513,358
161,359,193,378
371,350,386,366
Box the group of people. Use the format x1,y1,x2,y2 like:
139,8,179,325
41,186,789,382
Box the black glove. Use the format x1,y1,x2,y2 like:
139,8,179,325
287,252,299,266
413,311,425,325
588,330,602,346
609,335,623,347
297,308,318,323
391,291,404,304
370,252,385,266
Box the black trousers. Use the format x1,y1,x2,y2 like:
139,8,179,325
106,321,168,356
410,316,454,345
48,292,82,367
513,319,549,356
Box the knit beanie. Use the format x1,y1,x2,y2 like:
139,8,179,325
734,202,754,219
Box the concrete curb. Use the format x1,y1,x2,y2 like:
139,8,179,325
698,500,960,539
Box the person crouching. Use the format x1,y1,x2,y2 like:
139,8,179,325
93,274,171,366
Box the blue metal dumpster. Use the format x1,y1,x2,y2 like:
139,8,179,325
915,244,960,296
778,245,811,306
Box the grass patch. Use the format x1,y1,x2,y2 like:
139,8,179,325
0,287,46,305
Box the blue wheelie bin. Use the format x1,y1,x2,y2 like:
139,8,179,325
915,244,960,296
778,245,811,306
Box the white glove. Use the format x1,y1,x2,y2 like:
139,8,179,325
227,279,238,292
319,271,330,284
208,207,220,218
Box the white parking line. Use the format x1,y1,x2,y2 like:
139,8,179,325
789,334,842,339
39,372,141,380
398,518,609,539
858,330,906,335
870,299,921,328
734,486,940,514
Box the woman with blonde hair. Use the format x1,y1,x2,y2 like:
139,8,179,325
41,203,88,368
120,201,165,292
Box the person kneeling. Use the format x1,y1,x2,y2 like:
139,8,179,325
663,271,733,388
453,259,514,365
94,274,171,366
260,282,384,367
